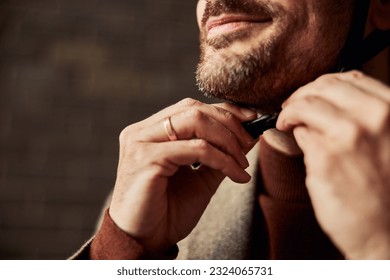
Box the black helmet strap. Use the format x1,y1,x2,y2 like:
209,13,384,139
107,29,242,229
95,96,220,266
337,0,390,71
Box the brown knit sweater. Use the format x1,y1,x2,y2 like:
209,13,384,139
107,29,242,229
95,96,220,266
256,137,343,259
86,137,343,260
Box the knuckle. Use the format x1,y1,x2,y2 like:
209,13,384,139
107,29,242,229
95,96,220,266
179,98,201,108
347,70,365,80
187,108,205,122
119,126,130,144
294,84,307,95
299,95,319,107
316,74,338,86
304,95,318,103
193,139,208,150
212,105,237,124
222,109,234,122
191,138,208,151
119,125,140,148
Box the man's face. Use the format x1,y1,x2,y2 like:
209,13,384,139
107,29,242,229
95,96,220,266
196,0,354,113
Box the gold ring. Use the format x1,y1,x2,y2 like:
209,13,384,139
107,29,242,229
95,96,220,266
163,117,178,141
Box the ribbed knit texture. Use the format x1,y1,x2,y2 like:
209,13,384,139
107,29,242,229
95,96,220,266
89,209,178,260
257,137,344,259
258,137,310,203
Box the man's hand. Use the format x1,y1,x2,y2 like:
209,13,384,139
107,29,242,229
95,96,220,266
277,71,390,259
109,98,257,252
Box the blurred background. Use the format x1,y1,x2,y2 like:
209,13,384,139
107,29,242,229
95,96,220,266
0,0,207,259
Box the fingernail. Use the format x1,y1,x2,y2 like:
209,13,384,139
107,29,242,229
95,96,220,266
242,171,252,182
239,152,249,169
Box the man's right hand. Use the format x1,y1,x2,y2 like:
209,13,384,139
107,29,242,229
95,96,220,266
108,98,257,253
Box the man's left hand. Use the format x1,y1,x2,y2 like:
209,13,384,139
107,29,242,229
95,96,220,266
277,71,390,259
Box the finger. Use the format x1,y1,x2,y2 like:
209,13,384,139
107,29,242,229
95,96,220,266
283,73,388,120
172,100,257,147
213,102,258,121
293,126,333,216
161,99,257,123
278,96,378,157
156,139,251,184
130,99,206,130
281,76,389,134
144,109,251,169
292,126,333,195
207,103,257,147
293,126,323,163
337,71,390,102
277,95,351,136
138,99,257,148
286,71,390,104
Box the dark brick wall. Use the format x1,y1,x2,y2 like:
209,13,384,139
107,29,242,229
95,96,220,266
0,0,206,259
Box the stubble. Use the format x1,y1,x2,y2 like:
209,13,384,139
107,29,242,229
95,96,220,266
196,0,354,113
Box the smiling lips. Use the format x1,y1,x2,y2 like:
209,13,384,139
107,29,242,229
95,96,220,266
206,14,272,39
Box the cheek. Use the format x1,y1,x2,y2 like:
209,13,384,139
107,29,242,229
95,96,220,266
196,0,206,28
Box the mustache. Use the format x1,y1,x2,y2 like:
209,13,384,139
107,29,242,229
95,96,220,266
201,0,275,25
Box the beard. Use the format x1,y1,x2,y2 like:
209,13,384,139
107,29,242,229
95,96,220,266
196,23,287,113
196,0,354,113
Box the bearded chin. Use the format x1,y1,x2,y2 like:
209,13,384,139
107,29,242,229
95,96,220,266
196,49,261,100
195,38,289,113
